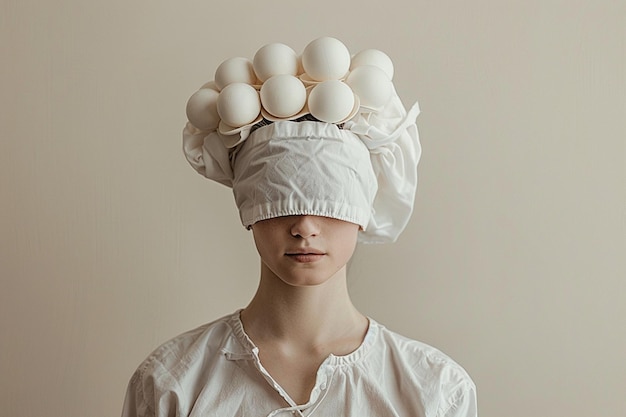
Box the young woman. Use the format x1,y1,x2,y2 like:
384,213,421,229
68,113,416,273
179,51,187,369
122,37,477,417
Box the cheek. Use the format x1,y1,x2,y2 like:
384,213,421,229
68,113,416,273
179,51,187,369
336,230,359,259
252,225,287,263
252,228,273,258
345,239,358,259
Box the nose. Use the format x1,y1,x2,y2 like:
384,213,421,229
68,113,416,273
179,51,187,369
290,215,321,238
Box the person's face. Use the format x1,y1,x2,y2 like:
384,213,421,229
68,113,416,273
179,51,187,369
251,215,360,287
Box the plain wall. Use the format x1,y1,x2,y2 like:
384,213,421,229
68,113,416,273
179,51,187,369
1,1,624,416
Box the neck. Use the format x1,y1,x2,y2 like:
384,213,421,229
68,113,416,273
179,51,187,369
241,262,367,349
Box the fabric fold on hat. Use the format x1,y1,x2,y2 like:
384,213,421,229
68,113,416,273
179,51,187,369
343,88,422,243
183,123,234,188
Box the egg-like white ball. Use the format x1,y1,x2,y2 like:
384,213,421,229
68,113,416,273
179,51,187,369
260,75,307,118
345,65,393,110
301,37,351,82
253,43,299,82
216,83,261,127
214,57,257,91
308,80,355,123
186,87,220,131
350,49,394,80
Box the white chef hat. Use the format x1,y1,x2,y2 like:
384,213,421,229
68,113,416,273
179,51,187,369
182,37,421,243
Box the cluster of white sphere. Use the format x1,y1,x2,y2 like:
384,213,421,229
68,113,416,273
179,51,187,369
186,37,395,134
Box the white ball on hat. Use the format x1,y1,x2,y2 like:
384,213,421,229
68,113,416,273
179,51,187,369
253,43,299,82
214,57,258,91
260,74,307,119
301,37,351,82
186,87,220,131
350,49,395,80
216,83,261,127
308,80,355,123
345,65,393,111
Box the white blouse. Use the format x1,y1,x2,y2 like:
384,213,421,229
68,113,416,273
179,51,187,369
122,311,477,417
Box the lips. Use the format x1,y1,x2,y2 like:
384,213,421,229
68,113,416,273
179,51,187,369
286,247,324,255
285,248,326,263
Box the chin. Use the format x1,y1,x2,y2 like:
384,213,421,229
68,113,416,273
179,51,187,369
275,266,342,288
279,274,333,288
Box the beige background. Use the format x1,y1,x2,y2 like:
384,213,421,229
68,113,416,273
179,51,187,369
1,0,624,416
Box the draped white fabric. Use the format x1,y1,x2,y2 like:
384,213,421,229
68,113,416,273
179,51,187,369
182,90,421,243
122,312,477,417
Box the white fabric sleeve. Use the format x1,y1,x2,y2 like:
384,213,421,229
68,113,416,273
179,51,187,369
438,382,478,417
121,360,184,417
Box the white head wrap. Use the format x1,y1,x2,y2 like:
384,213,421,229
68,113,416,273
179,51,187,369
182,37,421,243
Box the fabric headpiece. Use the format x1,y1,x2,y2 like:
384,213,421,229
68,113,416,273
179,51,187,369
182,37,421,243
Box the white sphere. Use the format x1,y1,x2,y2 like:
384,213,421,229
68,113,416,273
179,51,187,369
186,87,220,131
301,37,351,81
253,43,298,82
345,65,393,110
260,75,307,118
214,57,257,91
216,83,261,127
308,80,355,123
350,49,394,80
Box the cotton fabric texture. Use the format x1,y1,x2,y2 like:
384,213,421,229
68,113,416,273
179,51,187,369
122,311,477,417
183,89,421,243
